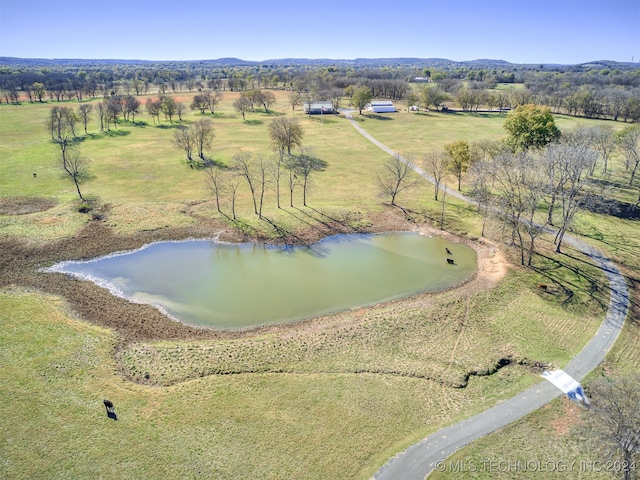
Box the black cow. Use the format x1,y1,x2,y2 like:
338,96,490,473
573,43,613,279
446,258,455,265
445,247,452,255
103,399,114,413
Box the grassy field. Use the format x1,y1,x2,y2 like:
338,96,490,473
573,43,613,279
1,91,637,479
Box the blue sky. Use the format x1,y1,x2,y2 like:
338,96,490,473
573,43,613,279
0,0,638,64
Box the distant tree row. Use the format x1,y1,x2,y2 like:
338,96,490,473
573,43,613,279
4,60,638,121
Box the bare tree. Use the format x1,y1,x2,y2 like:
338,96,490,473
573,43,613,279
160,96,177,123
96,101,106,131
233,95,252,121
377,154,418,206
122,95,140,123
175,101,186,122
145,97,162,124
77,103,93,134
294,147,326,206
522,161,549,266
269,117,303,156
206,90,222,114
192,118,215,161
48,106,78,141
554,143,597,253
288,92,302,116
284,154,301,207
60,146,88,202
491,151,529,255
258,90,276,113
618,125,640,186
255,154,273,217
468,140,499,236
575,374,640,480
172,126,195,162
204,165,226,214
191,94,209,114
541,143,571,226
226,173,241,220
592,125,617,174
424,150,448,201
104,97,120,131
269,117,304,208
232,150,259,214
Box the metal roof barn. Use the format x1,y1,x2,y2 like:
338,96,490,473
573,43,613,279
367,101,396,113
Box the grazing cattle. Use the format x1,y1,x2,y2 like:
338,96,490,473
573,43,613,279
103,399,114,412
538,284,548,291
33,173,37,178
445,247,452,255
446,258,455,265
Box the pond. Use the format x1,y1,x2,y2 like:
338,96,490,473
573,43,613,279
45,232,477,329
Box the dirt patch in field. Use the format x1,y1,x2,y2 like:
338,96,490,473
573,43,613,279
551,396,583,436
0,196,58,215
0,208,508,348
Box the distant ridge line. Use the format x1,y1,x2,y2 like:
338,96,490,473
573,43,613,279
0,56,637,68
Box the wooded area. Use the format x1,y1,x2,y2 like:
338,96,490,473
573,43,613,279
2,58,639,121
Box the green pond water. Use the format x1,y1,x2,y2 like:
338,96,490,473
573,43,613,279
47,232,477,329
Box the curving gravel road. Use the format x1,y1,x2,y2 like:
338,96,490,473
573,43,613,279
339,110,630,480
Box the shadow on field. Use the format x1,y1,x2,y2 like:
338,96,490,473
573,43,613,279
579,195,640,220
533,251,610,312
307,116,339,124
103,129,131,137
260,215,308,245
300,206,361,234
366,114,394,121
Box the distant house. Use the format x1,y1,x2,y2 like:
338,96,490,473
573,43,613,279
413,76,431,83
367,101,396,113
303,101,334,114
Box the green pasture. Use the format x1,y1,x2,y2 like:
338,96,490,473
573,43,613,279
1,93,638,479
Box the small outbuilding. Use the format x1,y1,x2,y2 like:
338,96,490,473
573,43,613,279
303,101,334,115
367,101,396,113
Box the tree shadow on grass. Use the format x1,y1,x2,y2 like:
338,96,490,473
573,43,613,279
579,196,640,220
302,206,362,234
307,116,339,124
260,215,308,246
103,129,131,137
366,114,395,121
532,251,611,312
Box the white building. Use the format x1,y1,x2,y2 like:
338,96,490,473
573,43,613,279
367,101,396,113
303,101,334,115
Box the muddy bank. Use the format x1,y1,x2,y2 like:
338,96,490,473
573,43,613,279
1,208,506,347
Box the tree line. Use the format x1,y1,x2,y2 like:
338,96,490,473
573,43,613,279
5,59,639,121
380,105,640,266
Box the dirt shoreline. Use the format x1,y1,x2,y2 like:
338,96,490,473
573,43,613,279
1,211,508,347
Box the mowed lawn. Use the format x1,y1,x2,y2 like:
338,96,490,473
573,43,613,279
1,91,637,479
